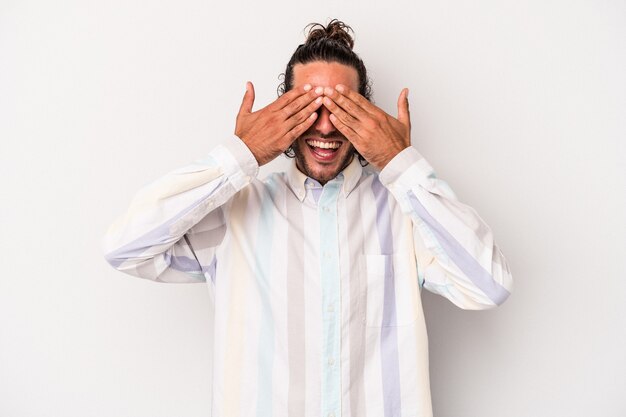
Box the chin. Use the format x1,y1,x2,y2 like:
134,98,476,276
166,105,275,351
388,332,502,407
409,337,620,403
292,139,355,185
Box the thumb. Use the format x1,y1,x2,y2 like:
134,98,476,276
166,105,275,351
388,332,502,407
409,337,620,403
238,81,255,114
397,88,410,127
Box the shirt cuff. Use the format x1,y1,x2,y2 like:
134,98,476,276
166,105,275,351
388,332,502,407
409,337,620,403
379,146,435,190
211,136,259,191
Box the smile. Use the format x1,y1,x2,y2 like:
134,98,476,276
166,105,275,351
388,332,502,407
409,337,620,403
305,139,341,149
305,139,343,161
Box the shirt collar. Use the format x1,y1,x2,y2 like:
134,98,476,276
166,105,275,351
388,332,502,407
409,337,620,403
286,155,363,202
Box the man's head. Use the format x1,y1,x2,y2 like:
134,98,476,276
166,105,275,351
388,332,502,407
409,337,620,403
278,19,372,184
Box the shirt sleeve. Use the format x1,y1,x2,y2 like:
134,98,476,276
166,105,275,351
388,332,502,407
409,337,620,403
101,136,259,283
379,146,513,310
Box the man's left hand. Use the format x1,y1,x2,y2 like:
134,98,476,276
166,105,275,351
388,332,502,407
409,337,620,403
322,84,411,170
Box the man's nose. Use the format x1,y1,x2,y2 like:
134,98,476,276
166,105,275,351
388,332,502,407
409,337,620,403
312,105,335,135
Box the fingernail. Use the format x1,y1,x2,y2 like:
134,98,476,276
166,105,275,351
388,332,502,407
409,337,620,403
315,86,324,95
315,96,322,104
323,97,332,105
406,88,409,98
304,84,312,91
324,87,334,95
335,85,344,93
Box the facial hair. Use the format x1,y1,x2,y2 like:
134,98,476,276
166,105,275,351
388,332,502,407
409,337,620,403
291,139,356,185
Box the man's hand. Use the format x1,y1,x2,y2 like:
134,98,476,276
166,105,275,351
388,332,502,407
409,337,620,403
235,81,324,166
322,84,411,170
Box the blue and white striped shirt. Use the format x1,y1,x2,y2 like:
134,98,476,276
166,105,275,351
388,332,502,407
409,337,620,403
102,135,513,417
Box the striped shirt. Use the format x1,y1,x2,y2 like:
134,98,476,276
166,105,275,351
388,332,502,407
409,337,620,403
102,135,513,417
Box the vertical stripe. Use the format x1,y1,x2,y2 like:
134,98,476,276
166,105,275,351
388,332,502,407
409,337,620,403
222,192,252,417
104,144,512,417
287,191,306,416
319,180,342,417
255,183,276,417
347,184,367,417
372,178,402,417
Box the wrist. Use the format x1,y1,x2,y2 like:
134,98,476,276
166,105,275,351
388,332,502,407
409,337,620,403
236,135,266,166
377,144,409,170
225,135,260,176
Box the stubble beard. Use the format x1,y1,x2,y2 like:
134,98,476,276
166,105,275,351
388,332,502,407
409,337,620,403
291,139,356,185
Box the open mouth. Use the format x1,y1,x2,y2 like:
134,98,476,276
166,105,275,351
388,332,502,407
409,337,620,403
305,139,342,162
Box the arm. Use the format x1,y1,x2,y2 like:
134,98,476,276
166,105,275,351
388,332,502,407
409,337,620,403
102,81,324,283
321,84,512,309
101,136,258,283
379,147,513,309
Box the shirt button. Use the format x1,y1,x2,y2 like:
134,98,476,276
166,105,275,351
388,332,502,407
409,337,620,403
328,413,335,417
327,303,334,312
328,357,335,366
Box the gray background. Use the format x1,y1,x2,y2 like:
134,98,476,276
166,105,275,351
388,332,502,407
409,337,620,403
1,0,625,416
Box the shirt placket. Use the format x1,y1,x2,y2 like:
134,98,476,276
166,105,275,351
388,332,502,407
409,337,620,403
318,177,342,417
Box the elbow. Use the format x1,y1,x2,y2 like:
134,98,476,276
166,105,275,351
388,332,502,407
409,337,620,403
475,258,513,309
477,271,513,310
102,253,161,281
102,244,145,279
480,272,513,310
460,293,511,311
103,251,122,270
102,251,135,276
101,233,143,274
483,290,511,310
461,267,514,310
492,282,512,307
101,233,123,269
102,241,130,271
454,271,514,310
493,265,514,307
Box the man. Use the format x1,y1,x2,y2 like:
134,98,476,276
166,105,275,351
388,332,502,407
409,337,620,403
103,19,512,417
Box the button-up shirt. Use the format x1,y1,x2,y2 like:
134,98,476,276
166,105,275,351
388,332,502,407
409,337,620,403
102,135,513,417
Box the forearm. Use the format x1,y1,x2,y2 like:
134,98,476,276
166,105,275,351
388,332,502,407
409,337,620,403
101,136,258,280
380,146,513,309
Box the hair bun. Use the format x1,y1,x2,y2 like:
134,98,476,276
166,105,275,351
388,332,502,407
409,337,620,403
304,19,354,50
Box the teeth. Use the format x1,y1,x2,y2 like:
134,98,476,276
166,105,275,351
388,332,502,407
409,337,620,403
306,140,340,149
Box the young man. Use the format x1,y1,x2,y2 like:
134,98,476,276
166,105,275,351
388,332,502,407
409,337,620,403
103,19,512,417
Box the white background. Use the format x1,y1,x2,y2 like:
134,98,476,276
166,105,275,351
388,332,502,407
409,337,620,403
1,0,625,416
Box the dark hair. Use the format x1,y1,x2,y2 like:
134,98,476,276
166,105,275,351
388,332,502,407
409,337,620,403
278,19,372,164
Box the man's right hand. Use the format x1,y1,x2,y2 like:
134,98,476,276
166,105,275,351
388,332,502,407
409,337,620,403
235,81,324,166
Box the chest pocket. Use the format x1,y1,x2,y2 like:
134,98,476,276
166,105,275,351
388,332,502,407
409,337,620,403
360,253,420,327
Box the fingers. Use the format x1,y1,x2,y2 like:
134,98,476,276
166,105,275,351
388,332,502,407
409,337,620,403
269,83,315,112
283,111,319,143
285,95,324,130
328,113,359,143
239,81,256,115
334,84,378,115
322,95,362,133
397,88,410,127
237,81,256,115
323,86,370,120
281,86,324,119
